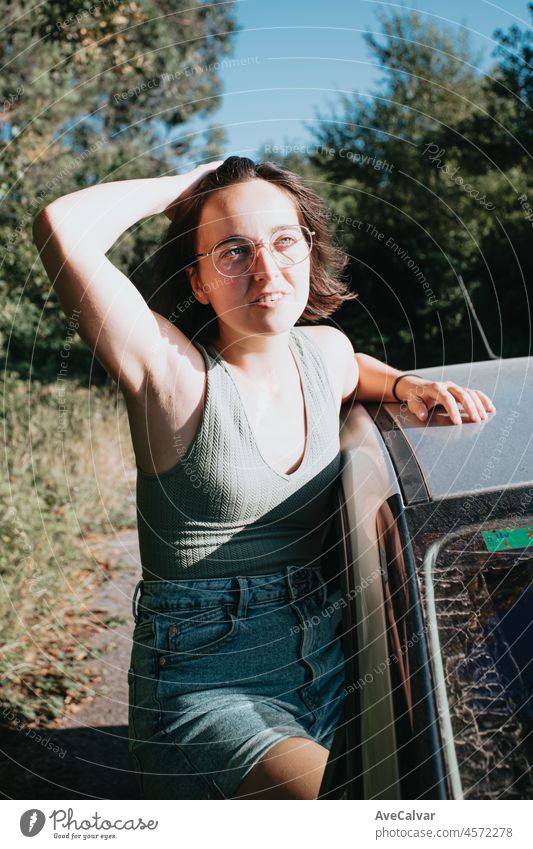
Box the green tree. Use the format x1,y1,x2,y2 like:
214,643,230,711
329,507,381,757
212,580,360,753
439,5,533,359
304,9,501,367
452,2,533,170
1,0,237,380
273,8,531,367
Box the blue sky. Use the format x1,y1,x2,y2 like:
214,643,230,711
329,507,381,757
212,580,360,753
179,0,533,162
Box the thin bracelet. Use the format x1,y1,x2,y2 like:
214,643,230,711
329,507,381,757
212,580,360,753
392,373,423,402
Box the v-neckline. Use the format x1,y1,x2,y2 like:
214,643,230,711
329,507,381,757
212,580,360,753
207,329,311,481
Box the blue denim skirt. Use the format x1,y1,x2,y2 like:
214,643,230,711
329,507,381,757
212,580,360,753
127,564,347,799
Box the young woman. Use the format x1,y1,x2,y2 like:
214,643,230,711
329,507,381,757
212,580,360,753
33,156,495,800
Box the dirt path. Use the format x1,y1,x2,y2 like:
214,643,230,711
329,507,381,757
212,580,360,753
0,484,144,799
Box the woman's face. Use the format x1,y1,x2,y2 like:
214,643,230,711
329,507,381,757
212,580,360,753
187,179,311,342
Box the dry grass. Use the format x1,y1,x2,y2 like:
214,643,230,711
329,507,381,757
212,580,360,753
0,372,136,723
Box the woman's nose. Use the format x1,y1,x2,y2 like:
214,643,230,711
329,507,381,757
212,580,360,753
251,242,281,277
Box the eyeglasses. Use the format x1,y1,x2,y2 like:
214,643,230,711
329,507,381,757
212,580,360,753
189,224,315,278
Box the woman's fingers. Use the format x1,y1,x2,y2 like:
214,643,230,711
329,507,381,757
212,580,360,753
402,379,462,423
471,388,496,413
430,385,464,424
444,383,498,421
402,379,497,425
406,394,430,422
466,389,489,420
446,384,487,422
469,390,488,420
163,160,226,220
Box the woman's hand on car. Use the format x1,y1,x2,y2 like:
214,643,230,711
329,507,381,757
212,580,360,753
162,160,225,221
395,376,496,425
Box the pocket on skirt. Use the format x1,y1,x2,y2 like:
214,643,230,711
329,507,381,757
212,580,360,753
155,605,239,665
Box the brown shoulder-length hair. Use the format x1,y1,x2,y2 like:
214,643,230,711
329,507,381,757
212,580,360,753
146,155,358,344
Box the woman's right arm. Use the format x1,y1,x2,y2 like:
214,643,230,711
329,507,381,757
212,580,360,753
32,162,222,397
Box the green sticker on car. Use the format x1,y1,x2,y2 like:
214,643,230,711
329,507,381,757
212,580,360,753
482,527,533,551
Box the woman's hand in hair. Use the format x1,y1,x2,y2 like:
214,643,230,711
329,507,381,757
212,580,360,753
162,160,225,221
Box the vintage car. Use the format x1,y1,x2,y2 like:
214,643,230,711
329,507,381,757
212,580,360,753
318,355,533,800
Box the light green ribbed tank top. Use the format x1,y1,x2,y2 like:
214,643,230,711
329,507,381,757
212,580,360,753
136,326,342,580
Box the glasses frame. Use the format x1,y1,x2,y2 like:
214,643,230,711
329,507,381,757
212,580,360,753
188,224,316,277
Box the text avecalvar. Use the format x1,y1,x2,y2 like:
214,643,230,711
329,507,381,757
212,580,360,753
375,811,436,821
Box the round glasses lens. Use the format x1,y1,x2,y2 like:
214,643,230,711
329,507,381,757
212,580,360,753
213,238,255,276
271,226,311,265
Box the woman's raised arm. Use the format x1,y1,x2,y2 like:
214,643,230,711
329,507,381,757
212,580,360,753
32,162,223,397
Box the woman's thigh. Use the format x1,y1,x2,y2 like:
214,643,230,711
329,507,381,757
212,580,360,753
232,736,330,800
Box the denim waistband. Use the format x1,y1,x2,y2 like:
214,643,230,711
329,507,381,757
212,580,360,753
131,564,332,623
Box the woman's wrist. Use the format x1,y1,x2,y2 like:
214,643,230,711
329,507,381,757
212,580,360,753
392,373,424,402
353,353,414,403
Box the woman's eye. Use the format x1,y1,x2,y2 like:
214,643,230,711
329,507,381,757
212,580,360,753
222,245,248,259
275,236,297,248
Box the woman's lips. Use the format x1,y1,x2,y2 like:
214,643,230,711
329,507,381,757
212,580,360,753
249,294,289,308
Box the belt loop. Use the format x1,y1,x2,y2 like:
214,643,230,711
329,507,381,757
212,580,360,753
287,566,298,601
235,577,249,618
131,578,144,624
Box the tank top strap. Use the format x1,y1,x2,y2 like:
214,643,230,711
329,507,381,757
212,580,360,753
290,326,338,413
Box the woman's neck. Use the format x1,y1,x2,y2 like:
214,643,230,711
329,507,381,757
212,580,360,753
211,327,294,384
